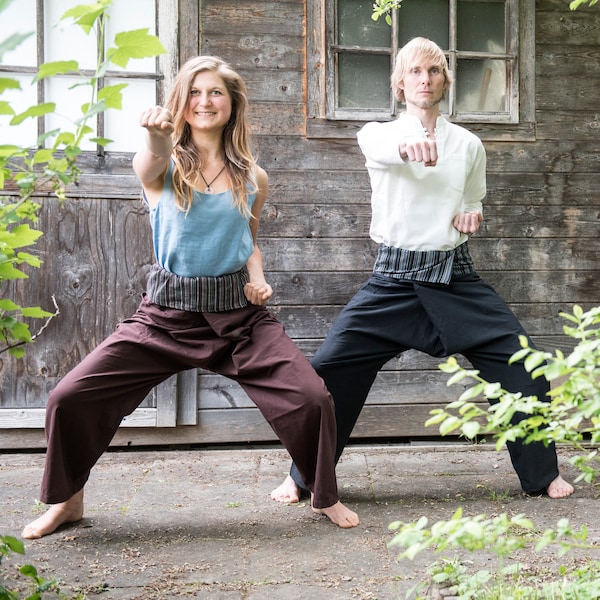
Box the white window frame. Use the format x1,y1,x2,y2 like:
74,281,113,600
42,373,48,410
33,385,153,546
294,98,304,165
0,0,180,155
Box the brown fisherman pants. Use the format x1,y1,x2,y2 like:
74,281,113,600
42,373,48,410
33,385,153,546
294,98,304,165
40,295,338,508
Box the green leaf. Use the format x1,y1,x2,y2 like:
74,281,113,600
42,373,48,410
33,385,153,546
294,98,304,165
34,60,79,82
9,345,26,358
19,563,38,577
107,28,167,68
524,351,546,372
0,76,21,94
458,383,486,401
439,416,462,436
10,102,56,126
53,130,76,146
77,99,107,122
0,100,15,115
461,421,481,439
0,31,34,63
15,251,42,268
2,534,25,554
60,3,106,35
0,144,25,157
98,82,128,110
21,306,54,318
0,0,16,12
0,298,20,311
89,136,113,147
32,148,55,165
0,262,28,278
9,321,33,342
0,223,43,247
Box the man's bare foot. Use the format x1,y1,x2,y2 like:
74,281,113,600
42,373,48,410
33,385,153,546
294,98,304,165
313,500,360,529
547,475,574,499
21,489,84,539
270,475,300,504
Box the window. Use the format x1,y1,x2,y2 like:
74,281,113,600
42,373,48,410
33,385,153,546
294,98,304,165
307,0,535,140
0,0,176,153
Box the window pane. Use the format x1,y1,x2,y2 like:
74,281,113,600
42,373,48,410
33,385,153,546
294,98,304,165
396,0,449,49
455,59,507,113
45,76,97,151
45,0,98,69
457,1,506,52
106,0,157,73
338,54,390,109
0,0,36,66
105,79,156,151
338,0,390,47
0,75,37,146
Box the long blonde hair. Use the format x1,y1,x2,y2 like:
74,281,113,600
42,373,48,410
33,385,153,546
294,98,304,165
166,56,258,215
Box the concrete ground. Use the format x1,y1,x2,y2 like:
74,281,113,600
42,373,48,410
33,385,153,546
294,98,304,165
1,443,598,599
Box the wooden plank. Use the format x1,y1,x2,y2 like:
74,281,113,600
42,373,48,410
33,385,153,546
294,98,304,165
154,376,178,427
258,202,600,240
253,137,600,174
535,110,600,142
201,35,304,71
536,77,599,111
0,408,157,429
177,369,199,426
195,369,470,410
536,8,600,46
248,102,305,136
270,304,585,340
202,0,304,37
261,271,600,306
266,170,597,208
537,44,600,77
179,0,200,63
0,404,486,450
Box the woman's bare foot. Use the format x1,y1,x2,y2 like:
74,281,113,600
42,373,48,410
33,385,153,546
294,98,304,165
270,475,300,504
547,475,574,499
313,500,360,529
21,489,84,539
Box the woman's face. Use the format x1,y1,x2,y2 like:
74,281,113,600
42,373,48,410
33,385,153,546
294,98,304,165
184,70,232,133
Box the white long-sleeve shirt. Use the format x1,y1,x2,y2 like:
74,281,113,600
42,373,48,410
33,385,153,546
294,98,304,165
356,113,486,252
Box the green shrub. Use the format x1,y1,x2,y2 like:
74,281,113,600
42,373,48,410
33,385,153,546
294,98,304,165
390,305,600,599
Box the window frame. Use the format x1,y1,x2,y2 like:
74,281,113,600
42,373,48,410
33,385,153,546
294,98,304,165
306,0,536,141
0,0,185,160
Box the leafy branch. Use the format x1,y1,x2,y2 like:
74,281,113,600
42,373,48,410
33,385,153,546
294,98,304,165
428,305,600,483
0,0,165,357
371,0,403,25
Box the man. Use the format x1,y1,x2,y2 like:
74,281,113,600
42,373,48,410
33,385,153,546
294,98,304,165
272,37,573,505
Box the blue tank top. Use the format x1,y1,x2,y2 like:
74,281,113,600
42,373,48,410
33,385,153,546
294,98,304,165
148,161,256,277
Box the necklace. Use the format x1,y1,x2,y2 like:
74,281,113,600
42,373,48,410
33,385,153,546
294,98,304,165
199,164,226,193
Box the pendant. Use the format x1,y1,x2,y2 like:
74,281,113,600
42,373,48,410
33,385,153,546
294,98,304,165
204,186,212,193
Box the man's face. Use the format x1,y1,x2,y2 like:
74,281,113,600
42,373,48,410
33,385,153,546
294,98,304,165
399,57,447,110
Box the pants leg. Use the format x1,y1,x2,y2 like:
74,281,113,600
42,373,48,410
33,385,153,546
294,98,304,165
417,273,559,492
40,298,214,504
291,276,442,489
203,307,340,509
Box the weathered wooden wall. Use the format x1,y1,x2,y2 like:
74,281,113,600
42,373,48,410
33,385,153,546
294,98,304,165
0,0,598,450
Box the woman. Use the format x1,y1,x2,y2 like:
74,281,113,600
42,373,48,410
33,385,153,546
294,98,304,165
22,56,359,539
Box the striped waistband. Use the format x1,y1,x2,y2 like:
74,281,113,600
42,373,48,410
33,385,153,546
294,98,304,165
373,242,474,285
146,264,249,312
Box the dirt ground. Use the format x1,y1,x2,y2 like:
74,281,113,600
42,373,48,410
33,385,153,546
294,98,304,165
1,444,599,599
